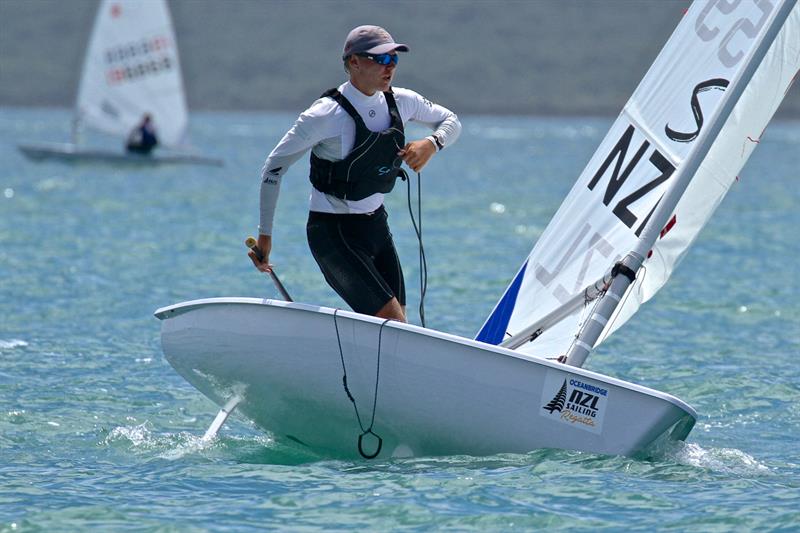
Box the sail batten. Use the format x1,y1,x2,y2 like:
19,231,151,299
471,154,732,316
477,0,800,362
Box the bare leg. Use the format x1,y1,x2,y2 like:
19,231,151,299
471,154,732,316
375,297,406,322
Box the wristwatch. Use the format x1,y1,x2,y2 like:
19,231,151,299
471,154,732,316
430,133,444,151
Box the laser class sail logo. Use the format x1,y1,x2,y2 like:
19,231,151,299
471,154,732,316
540,374,609,434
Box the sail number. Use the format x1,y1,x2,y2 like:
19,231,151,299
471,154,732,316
534,124,675,304
587,125,675,237
534,222,615,304
695,0,774,67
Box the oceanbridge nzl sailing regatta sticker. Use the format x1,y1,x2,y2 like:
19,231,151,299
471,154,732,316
540,372,609,434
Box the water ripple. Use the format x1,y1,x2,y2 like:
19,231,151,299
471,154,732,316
2,109,798,530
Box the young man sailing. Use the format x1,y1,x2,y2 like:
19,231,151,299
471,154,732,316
249,25,461,322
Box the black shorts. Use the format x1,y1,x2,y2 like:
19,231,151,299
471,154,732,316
307,206,405,315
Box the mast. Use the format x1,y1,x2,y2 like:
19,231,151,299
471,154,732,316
565,0,798,368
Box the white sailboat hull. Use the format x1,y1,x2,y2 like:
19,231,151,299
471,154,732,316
18,142,223,167
155,298,696,459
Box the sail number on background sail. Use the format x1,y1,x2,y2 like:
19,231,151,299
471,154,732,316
77,0,188,147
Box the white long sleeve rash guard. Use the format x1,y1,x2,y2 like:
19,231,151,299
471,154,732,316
258,81,461,236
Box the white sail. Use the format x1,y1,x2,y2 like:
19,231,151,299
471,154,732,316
75,0,188,147
477,0,799,359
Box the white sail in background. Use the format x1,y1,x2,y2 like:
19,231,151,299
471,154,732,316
76,0,188,147
477,0,799,359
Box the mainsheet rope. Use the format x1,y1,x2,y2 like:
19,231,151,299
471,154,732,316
333,308,389,459
405,170,427,327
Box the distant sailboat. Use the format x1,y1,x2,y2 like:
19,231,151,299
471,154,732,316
18,0,222,167
155,0,798,459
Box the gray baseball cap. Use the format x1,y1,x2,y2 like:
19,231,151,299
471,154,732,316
342,25,409,59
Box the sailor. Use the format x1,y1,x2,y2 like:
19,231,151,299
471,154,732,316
125,113,158,155
249,25,461,322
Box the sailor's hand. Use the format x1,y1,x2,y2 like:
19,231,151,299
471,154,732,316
398,139,436,173
247,234,273,273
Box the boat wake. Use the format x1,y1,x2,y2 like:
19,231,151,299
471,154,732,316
103,422,210,458
102,422,320,464
644,438,771,476
101,421,773,477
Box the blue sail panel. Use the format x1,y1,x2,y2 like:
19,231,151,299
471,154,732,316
475,261,528,345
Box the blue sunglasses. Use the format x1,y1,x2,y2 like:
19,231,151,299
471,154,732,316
357,52,399,66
